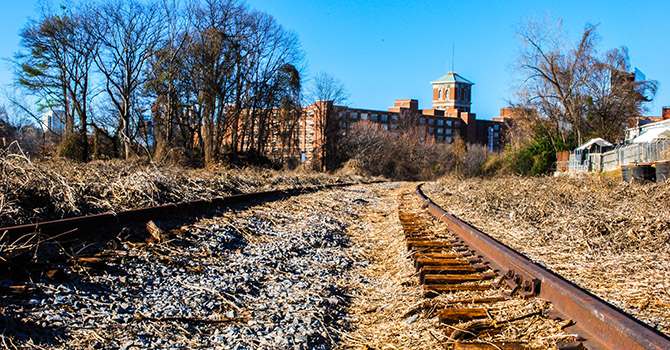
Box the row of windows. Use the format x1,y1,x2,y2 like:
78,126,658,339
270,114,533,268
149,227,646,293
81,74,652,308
340,111,397,122
436,136,453,142
428,128,455,135
420,118,461,127
436,86,471,102
338,121,400,130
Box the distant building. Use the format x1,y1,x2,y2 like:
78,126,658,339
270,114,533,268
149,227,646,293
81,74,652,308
292,72,505,169
629,106,670,129
41,110,65,136
626,112,670,143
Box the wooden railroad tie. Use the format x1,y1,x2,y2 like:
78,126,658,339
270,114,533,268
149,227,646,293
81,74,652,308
424,273,495,285
452,342,529,350
439,308,488,324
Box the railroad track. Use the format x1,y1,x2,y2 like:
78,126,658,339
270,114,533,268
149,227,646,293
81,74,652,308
401,185,670,350
2,182,670,349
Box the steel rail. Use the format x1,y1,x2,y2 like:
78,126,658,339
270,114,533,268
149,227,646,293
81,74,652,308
415,184,670,350
1,183,357,243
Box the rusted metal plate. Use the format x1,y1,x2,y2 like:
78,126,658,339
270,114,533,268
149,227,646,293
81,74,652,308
415,184,670,350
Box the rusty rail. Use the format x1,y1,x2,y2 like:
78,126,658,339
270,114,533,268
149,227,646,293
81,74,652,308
415,184,670,350
1,183,356,243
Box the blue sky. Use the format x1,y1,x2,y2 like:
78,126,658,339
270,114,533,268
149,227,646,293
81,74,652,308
2,0,670,120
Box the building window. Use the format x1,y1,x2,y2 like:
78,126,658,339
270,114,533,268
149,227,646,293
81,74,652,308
350,112,358,119
437,136,443,141
361,113,368,120
446,120,452,127
420,118,426,125
428,119,435,125
339,121,347,128
446,129,452,135
428,127,434,134
391,115,398,121
437,128,444,134
455,121,460,127
371,114,378,121
446,136,452,142
381,115,389,122
391,124,398,130
437,119,444,126
494,132,499,138
339,112,345,118
438,89,442,99
494,124,500,130
382,124,388,130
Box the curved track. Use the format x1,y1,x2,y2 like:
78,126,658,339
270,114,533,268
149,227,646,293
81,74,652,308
412,184,670,350
1,182,669,349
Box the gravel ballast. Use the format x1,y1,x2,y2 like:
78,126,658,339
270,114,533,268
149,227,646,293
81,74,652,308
1,184,402,349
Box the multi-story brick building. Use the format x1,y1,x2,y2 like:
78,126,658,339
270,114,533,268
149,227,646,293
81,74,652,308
269,72,504,169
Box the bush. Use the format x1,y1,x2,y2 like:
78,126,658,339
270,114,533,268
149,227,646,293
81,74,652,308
339,122,489,180
501,136,558,176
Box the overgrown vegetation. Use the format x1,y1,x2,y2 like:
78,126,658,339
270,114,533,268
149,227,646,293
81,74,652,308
424,175,670,334
339,121,489,180
0,144,370,227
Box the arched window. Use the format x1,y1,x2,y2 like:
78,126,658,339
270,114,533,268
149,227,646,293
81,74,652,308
438,89,442,99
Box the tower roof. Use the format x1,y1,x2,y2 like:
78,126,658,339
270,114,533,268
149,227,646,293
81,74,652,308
431,72,474,85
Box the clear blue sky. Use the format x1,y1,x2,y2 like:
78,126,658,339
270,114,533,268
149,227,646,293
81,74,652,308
2,0,670,120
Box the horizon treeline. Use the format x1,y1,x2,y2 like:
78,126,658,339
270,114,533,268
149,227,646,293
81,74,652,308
13,0,304,166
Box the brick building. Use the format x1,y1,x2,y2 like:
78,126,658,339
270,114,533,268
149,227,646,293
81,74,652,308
270,72,504,168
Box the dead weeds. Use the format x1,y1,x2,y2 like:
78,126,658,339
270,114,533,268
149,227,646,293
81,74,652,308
424,174,670,335
0,144,373,228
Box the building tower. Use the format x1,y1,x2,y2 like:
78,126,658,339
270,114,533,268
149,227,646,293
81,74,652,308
430,72,474,116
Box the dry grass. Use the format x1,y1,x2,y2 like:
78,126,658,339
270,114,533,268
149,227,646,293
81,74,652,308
0,143,373,228
341,186,579,349
423,174,670,335
341,184,448,349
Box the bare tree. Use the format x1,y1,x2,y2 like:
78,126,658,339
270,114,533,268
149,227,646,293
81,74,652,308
91,0,164,159
15,3,98,161
307,72,348,171
184,0,247,166
513,17,656,150
583,47,657,143
146,0,196,161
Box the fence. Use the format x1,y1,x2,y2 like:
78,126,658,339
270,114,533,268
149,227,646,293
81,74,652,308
566,140,670,173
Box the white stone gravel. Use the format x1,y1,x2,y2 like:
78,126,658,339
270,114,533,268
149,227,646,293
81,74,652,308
1,183,400,349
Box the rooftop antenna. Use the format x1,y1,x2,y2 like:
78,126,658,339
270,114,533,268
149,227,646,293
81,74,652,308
451,39,455,73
